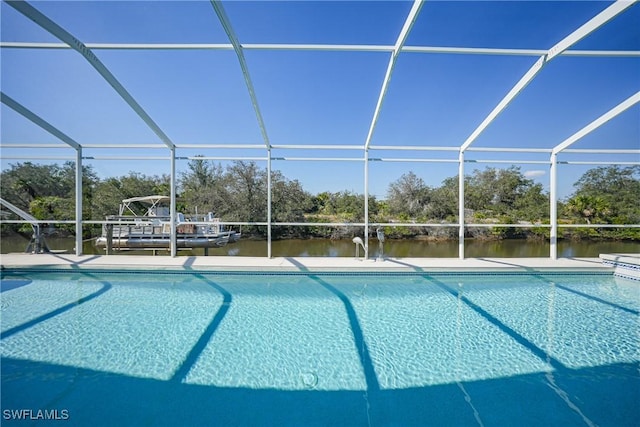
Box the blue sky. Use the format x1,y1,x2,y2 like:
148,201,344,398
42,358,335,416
1,0,639,200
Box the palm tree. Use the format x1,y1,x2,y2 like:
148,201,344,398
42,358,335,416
564,195,611,224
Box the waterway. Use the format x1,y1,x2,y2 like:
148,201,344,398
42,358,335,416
1,235,638,258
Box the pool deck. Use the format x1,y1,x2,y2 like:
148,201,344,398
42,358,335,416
2,252,633,273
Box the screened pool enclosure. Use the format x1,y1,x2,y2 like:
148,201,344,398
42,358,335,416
1,0,639,258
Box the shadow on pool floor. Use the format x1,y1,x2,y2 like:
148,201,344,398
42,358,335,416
2,357,638,427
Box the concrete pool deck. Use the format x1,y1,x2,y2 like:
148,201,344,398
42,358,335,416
1,252,630,273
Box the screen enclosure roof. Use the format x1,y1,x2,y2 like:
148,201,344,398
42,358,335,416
0,0,639,158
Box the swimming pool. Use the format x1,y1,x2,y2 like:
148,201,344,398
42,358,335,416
1,270,638,426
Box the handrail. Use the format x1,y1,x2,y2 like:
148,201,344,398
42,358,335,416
0,198,39,224
0,198,49,253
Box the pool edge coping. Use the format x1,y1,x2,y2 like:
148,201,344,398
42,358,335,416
0,254,619,274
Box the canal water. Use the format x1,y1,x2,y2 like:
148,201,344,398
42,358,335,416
2,235,638,258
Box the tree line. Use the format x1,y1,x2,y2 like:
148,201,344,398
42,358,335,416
1,159,638,240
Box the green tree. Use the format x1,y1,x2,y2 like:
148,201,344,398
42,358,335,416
30,196,74,222
569,166,640,223
90,172,170,219
224,161,268,223
466,167,540,216
310,192,332,214
465,168,496,212
428,177,458,221
387,172,431,219
2,162,71,211
514,183,548,221
1,161,98,222
270,171,313,238
179,157,228,217
270,171,311,222
334,191,364,221
564,194,612,224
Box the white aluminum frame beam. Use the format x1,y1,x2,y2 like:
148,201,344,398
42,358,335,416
1,92,80,150
560,161,640,165
1,144,71,148
458,151,465,259
564,149,640,154
209,0,273,255
210,0,271,150
7,143,632,154
370,145,459,151
549,90,640,260
546,2,638,61
179,144,265,149
267,150,272,258
362,0,423,259
364,0,424,150
170,148,177,256
1,92,84,255
75,149,83,256
552,91,640,155
4,42,639,58
273,157,364,162
550,153,559,260
403,46,640,57
83,156,172,161
370,158,458,163
179,156,268,161
467,147,552,153
465,159,551,164
6,1,176,151
6,0,184,255
460,0,636,152
0,156,76,160
364,148,370,258
271,145,364,150
455,0,636,260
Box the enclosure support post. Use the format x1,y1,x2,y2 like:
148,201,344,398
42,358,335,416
267,148,272,258
75,147,83,256
364,148,369,259
550,153,558,260
458,150,465,259
105,224,113,255
170,147,177,257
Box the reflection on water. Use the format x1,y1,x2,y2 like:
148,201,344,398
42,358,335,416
1,235,638,258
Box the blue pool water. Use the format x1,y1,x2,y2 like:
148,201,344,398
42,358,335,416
1,270,638,426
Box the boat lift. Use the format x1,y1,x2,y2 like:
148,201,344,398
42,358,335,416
0,198,50,253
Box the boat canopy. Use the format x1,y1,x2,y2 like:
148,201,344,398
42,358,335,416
119,195,170,216
121,195,170,204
